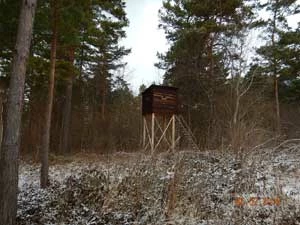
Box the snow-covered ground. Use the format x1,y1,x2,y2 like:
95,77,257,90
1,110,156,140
18,146,300,225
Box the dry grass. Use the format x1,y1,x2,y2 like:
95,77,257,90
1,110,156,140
17,144,300,225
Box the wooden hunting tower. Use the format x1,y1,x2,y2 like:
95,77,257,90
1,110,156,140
142,85,198,153
142,85,178,115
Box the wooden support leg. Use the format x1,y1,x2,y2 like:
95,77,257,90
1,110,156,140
172,115,176,151
154,116,173,152
143,117,146,149
151,113,155,153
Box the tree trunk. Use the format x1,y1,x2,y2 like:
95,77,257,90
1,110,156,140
232,89,241,152
40,0,58,188
60,77,73,154
101,76,106,121
274,76,280,134
208,35,215,78
271,7,281,135
0,83,8,147
0,0,37,224
60,48,75,154
0,96,3,147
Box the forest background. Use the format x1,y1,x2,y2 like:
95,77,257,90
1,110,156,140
0,0,299,155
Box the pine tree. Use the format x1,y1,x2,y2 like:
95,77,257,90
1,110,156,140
0,0,37,224
157,0,253,147
255,0,299,134
40,0,58,188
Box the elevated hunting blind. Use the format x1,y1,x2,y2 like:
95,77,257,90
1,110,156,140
142,85,178,115
142,85,198,153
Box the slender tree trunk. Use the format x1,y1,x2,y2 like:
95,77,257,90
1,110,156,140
40,0,58,188
60,77,73,154
232,51,243,152
232,82,241,152
0,85,7,147
209,35,215,78
274,76,280,133
60,48,75,154
0,97,3,147
101,77,106,121
99,70,107,121
270,4,281,135
0,0,37,224
0,78,8,147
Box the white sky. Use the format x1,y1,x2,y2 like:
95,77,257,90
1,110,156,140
121,0,168,93
121,0,300,93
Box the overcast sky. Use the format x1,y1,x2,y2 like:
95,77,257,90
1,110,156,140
122,0,300,93
121,0,168,93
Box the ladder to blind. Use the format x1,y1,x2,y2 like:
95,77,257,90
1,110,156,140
176,115,199,151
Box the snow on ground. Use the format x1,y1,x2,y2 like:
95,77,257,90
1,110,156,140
18,147,300,225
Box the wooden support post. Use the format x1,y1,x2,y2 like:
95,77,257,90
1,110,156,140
143,116,146,149
172,114,176,151
151,113,155,153
154,116,173,152
144,117,152,151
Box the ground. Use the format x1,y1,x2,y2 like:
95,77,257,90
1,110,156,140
18,144,300,225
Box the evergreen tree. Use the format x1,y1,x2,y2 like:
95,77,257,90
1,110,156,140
40,0,58,188
255,0,299,133
277,25,300,102
0,0,20,75
157,0,253,147
0,0,37,224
